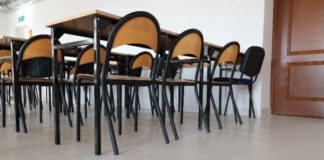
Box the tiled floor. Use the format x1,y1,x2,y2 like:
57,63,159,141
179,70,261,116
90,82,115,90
0,106,324,160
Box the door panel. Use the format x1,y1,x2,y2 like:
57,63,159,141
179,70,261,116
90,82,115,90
272,0,324,117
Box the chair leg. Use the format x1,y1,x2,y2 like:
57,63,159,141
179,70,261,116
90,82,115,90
161,85,166,124
117,85,122,135
210,92,223,129
2,83,6,127
229,86,242,124
180,86,184,124
109,85,115,115
136,87,141,110
46,86,48,103
49,86,52,112
14,84,21,132
178,86,181,112
162,85,179,140
194,85,210,133
38,85,43,123
8,85,11,105
18,85,27,133
67,85,73,112
218,86,222,115
248,84,256,118
169,85,175,116
83,86,88,119
106,88,116,121
134,86,138,132
102,84,119,155
248,88,252,118
60,84,73,127
224,92,230,116
76,81,81,142
125,85,130,119
129,86,136,119
149,85,170,144
23,86,27,106
148,86,155,116
19,100,27,133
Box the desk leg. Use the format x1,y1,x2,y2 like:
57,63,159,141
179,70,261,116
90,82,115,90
93,17,102,155
11,47,20,132
51,28,61,145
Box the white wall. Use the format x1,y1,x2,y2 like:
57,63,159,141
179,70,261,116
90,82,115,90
3,0,273,116
0,11,9,34
261,0,274,113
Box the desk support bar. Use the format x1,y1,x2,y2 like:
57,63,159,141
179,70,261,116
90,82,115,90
54,39,93,50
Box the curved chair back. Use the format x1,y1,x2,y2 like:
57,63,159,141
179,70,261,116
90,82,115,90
0,62,12,76
128,51,154,77
163,29,204,81
102,11,160,79
217,42,240,65
17,34,62,77
211,41,240,80
239,46,265,80
73,44,106,77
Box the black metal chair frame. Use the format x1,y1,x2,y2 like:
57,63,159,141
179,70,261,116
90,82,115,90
159,29,211,132
207,41,243,125
100,12,180,149
16,35,72,128
223,46,265,118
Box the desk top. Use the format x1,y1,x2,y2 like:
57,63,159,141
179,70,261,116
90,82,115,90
46,10,222,50
0,36,26,49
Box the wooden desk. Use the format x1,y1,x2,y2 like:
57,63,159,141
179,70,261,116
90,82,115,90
0,36,25,50
46,10,228,155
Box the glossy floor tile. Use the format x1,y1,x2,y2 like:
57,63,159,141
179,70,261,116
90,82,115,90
0,106,323,160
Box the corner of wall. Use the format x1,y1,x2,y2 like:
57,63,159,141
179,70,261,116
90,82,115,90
260,0,274,110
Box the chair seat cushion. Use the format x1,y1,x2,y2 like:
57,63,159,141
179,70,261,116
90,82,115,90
19,77,53,85
211,78,232,85
1,77,74,85
232,78,253,85
210,78,253,85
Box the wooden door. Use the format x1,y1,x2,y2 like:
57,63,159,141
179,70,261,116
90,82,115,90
272,0,324,117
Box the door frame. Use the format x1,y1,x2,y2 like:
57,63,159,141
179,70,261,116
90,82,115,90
270,0,279,114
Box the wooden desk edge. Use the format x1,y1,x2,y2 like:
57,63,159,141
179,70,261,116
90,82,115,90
45,10,121,27
45,10,241,52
